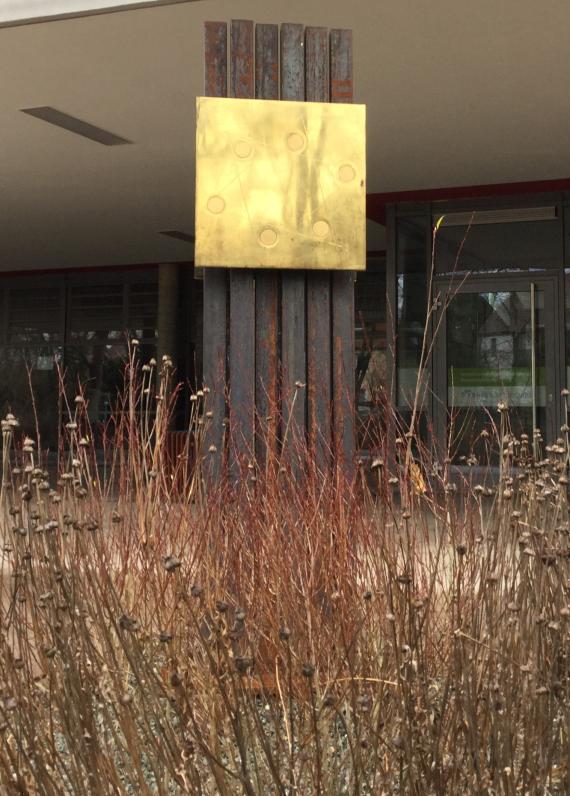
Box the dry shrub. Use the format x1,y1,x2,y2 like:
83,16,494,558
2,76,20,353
0,350,568,795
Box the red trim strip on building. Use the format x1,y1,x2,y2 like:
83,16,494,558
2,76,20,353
367,177,570,225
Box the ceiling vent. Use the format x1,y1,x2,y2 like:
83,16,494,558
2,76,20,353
159,230,196,244
21,107,131,146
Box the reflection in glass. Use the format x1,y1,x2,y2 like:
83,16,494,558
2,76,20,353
447,289,545,460
355,257,386,448
0,273,158,457
0,286,63,449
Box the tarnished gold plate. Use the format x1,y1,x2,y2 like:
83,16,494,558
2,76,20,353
195,96,366,270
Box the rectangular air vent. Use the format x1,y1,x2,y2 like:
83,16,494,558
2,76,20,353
21,107,131,146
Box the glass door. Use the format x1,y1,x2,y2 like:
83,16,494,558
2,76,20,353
434,275,559,464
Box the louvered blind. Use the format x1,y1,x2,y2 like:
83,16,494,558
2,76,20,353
7,287,63,344
69,283,125,340
129,282,158,340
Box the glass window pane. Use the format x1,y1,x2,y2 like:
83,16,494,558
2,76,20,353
0,347,61,450
355,257,386,448
69,284,124,340
66,274,158,423
435,218,561,275
396,216,428,412
447,289,546,461
8,286,63,344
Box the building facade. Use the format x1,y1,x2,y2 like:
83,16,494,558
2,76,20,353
2,1,570,466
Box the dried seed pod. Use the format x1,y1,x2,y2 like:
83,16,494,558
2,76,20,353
541,553,557,566
234,657,253,674
119,614,139,632
164,556,182,573
279,626,291,641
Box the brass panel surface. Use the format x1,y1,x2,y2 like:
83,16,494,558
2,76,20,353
195,96,366,270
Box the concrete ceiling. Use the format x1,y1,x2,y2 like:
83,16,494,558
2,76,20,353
1,0,569,271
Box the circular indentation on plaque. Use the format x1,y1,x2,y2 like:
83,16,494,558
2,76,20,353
338,164,356,183
312,220,330,239
207,195,225,214
233,139,253,158
287,132,306,153
258,227,279,248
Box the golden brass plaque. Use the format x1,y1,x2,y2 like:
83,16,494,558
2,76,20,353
195,96,366,270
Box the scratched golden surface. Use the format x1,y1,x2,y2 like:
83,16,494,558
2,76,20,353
195,96,366,270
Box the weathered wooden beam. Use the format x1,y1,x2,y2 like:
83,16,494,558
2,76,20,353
305,26,332,470
255,23,280,467
255,23,279,101
280,23,308,461
202,20,357,482
305,26,329,103
280,22,305,101
229,20,256,474
230,18,254,99
331,29,355,474
203,21,228,478
330,28,353,103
